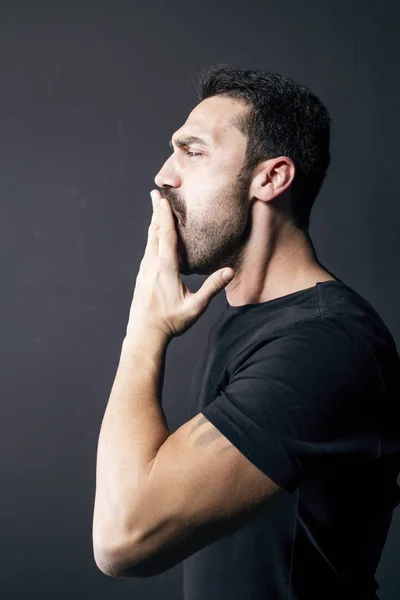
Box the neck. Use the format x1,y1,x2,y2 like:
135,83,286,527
225,223,336,307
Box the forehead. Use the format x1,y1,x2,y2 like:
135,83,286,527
173,96,248,145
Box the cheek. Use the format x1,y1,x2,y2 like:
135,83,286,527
186,162,234,212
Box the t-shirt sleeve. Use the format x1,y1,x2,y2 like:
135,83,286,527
200,318,383,493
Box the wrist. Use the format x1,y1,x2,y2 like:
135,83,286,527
122,325,171,359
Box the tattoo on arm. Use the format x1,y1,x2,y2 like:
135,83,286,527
190,414,234,453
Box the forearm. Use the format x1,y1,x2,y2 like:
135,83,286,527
93,330,171,554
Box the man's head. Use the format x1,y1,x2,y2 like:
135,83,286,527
154,64,331,276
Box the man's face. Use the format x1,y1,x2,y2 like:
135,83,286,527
154,95,254,276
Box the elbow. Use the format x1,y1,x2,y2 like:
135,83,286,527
93,550,120,578
93,549,153,579
93,542,136,578
92,524,123,577
93,535,120,577
92,528,146,578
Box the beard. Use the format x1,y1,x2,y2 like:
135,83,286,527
161,163,254,277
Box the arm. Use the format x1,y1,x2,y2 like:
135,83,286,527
92,332,284,578
92,331,171,575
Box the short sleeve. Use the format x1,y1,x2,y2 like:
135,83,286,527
200,318,383,493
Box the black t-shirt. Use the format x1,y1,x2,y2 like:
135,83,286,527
183,279,400,600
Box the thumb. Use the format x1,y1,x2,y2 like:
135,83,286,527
191,268,235,312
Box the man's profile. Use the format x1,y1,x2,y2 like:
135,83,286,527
93,64,400,600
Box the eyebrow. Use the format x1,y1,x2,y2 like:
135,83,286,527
168,135,209,150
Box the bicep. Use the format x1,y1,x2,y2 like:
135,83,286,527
115,412,284,576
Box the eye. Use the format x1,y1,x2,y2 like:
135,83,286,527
184,150,202,158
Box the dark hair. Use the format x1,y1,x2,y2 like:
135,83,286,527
194,63,331,231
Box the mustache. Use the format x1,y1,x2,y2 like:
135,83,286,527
159,190,182,214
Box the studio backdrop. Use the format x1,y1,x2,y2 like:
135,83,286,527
1,1,399,599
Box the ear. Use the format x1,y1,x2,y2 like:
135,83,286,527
249,156,295,202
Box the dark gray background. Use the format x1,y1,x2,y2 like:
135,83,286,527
1,0,399,598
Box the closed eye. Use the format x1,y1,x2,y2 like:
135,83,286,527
185,151,202,158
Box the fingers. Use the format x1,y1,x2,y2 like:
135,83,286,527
155,193,178,267
143,190,178,268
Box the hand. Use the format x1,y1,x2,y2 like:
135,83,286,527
126,189,235,340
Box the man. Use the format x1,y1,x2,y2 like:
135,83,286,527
92,64,400,599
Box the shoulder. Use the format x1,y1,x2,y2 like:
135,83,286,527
226,315,384,412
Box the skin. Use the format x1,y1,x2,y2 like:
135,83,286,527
154,95,336,307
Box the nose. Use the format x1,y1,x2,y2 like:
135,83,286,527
154,154,181,189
